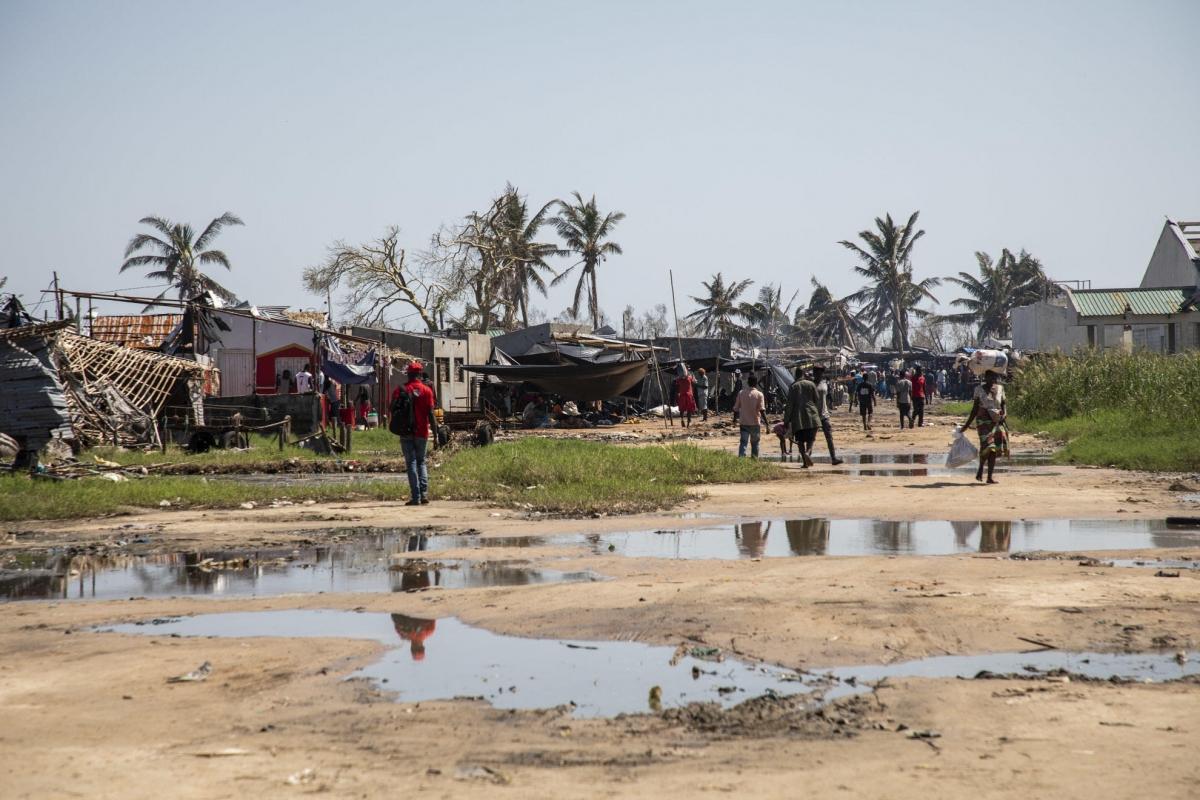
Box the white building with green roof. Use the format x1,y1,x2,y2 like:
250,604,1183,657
1012,219,1200,353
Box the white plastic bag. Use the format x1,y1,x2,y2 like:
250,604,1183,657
946,426,979,468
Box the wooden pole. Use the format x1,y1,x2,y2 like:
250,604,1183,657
668,269,685,366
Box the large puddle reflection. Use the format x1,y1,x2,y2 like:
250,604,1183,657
576,518,1200,559
1,532,598,602
102,610,1200,718
7,518,1197,601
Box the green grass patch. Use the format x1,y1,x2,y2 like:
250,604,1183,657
433,438,778,515
936,401,974,417
1005,351,1200,471
0,475,412,521
1017,410,1200,472
0,438,777,521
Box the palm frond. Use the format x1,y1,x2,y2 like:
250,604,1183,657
193,212,244,252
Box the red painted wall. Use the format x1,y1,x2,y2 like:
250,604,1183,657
255,345,312,394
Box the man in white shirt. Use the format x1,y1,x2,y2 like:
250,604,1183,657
295,363,314,394
732,374,768,458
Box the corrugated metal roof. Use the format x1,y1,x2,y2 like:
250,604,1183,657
89,314,182,348
1070,287,1193,318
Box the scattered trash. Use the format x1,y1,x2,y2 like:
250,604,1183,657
239,502,256,510
167,661,212,683
1016,636,1056,650
906,729,941,740
453,765,511,785
191,747,251,758
648,685,663,712
1154,570,1181,578
158,500,171,507
689,646,723,662
286,768,316,785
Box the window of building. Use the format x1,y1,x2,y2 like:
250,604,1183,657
454,357,465,382
435,357,451,384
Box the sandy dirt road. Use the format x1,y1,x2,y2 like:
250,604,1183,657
2,406,1199,798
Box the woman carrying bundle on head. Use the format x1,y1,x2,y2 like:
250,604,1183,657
962,369,1009,484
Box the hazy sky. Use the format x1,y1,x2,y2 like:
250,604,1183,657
2,0,1198,327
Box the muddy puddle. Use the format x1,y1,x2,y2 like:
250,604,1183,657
101,610,1200,717
565,518,1200,559
0,534,599,601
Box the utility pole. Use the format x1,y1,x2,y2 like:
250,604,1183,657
52,271,62,320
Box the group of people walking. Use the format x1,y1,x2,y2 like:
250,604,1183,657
852,366,930,431
725,361,1009,486
730,365,844,466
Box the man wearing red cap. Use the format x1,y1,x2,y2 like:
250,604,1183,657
391,360,437,505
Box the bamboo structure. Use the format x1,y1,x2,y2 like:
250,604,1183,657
55,332,212,447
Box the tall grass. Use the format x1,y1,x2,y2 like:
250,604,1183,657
1009,350,1200,470
1011,350,1200,423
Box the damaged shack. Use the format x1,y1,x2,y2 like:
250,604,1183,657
0,300,212,463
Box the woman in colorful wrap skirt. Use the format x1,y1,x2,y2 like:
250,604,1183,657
962,370,1009,484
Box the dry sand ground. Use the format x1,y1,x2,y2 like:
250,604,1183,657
2,406,1199,799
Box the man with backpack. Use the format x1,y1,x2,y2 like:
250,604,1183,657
390,361,438,506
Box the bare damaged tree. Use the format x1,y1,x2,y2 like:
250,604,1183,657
303,226,452,332
427,184,561,334
426,203,509,334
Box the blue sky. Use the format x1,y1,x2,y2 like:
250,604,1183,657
2,0,1197,327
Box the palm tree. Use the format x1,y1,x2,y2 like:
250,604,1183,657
497,187,564,329
802,277,871,350
1007,249,1058,306
120,212,244,308
738,284,799,351
944,248,1057,342
550,192,625,330
687,272,754,339
841,211,939,353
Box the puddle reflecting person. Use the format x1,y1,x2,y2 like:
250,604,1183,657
785,518,829,556
784,368,818,468
978,520,1012,553
391,613,437,661
391,360,438,505
732,374,768,458
736,521,768,558
962,369,1009,484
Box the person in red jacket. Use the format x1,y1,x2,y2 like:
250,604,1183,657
912,366,927,427
391,361,437,505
